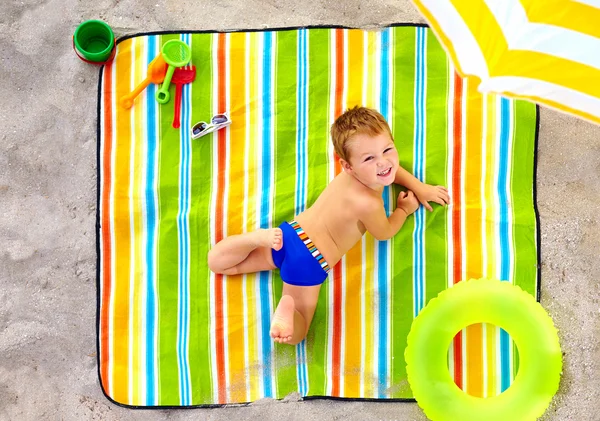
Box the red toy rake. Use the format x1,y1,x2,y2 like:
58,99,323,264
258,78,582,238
171,65,197,129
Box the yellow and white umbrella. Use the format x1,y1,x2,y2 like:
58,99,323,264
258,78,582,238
412,0,600,124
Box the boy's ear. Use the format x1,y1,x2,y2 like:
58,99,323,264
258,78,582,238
339,158,353,173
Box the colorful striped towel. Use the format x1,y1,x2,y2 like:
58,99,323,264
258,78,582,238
97,25,539,407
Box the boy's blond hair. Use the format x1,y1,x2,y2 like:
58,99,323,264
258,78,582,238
330,106,393,162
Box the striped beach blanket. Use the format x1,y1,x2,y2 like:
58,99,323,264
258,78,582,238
97,25,539,406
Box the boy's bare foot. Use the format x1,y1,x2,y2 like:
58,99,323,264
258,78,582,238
255,228,283,251
270,295,295,343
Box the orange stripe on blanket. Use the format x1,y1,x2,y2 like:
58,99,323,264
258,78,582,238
330,28,346,397
451,71,463,390
100,56,114,395
333,29,344,176
215,32,228,403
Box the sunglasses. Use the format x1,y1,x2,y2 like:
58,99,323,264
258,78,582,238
191,113,232,139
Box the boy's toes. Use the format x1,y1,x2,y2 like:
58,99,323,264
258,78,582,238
271,228,283,251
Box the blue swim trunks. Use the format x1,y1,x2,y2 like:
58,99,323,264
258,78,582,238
271,220,331,287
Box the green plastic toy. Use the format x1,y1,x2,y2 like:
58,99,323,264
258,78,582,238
155,40,192,104
405,278,562,421
73,20,115,64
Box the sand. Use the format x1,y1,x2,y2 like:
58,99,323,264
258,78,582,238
0,0,598,419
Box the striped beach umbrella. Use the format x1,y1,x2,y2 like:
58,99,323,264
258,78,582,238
411,0,600,124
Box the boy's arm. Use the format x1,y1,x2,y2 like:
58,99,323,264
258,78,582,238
394,164,423,191
358,199,408,241
394,165,450,211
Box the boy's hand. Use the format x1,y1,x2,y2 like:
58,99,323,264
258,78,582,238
415,184,450,212
397,190,420,215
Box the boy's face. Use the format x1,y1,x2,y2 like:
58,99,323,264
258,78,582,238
341,131,399,190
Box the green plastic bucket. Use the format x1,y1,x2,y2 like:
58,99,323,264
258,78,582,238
73,20,115,64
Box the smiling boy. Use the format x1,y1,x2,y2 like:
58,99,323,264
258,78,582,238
207,106,449,345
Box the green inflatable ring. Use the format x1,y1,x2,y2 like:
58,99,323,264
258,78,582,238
405,278,562,421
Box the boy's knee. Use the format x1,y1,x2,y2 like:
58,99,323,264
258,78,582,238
207,249,225,274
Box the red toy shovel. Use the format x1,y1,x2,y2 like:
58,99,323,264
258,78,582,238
172,65,197,129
